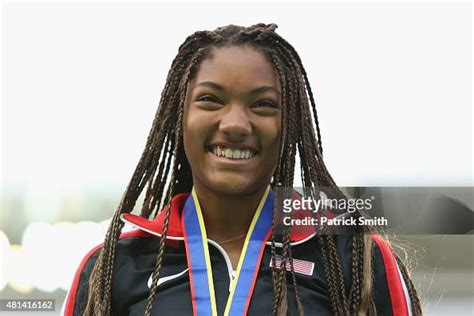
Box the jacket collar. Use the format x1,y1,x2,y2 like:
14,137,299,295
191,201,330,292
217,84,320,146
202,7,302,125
120,192,318,246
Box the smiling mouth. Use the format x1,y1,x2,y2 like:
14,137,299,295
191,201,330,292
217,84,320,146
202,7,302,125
206,145,257,160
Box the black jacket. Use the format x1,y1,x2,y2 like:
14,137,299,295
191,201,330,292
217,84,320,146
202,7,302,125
63,193,412,316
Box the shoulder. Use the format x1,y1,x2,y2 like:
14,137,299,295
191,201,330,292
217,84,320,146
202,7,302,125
61,229,154,316
294,234,412,316
370,234,412,316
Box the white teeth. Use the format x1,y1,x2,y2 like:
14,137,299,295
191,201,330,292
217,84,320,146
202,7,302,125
210,146,256,160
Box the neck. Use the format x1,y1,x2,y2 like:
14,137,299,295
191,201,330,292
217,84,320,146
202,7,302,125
193,184,268,242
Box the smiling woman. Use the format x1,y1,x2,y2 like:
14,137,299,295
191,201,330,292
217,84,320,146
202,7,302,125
63,24,422,316
184,45,281,197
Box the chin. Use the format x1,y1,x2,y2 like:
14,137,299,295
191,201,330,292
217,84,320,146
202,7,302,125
208,176,262,197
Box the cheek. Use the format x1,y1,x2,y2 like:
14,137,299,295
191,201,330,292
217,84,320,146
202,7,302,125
182,112,211,160
271,117,282,147
261,119,282,156
182,114,199,162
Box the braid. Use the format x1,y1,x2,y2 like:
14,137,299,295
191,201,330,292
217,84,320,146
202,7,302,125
82,30,215,316
361,234,376,315
144,112,183,316
288,43,352,314
395,255,423,315
288,245,305,316
327,235,349,314
267,46,305,316
144,96,183,316
144,50,205,315
319,236,344,314
140,132,170,217
276,226,291,315
270,218,283,314
265,32,323,155
349,233,364,314
269,54,288,165
150,137,174,218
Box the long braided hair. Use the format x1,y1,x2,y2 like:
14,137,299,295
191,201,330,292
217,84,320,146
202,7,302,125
82,23,422,315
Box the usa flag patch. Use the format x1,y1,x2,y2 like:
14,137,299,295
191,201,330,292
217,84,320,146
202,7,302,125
269,256,314,276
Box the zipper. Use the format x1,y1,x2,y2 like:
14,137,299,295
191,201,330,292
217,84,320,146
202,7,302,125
207,239,234,292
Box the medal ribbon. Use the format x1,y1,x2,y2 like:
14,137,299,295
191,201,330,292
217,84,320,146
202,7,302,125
182,186,274,316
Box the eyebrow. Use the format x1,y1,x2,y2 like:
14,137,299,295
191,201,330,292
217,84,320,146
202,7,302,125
196,81,280,94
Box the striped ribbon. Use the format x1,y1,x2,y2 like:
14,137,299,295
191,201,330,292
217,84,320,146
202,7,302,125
182,187,273,316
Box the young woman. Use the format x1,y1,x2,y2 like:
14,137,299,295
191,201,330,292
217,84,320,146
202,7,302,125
63,24,422,315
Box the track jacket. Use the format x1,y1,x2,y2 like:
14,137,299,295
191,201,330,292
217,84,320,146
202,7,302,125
62,192,412,316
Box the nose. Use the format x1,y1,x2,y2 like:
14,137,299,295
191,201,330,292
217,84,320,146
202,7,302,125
218,104,252,139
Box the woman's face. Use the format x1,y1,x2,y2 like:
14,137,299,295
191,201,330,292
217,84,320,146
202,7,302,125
183,45,282,196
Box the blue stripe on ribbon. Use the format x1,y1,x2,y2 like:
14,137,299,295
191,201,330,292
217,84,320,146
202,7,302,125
225,189,274,316
183,195,216,316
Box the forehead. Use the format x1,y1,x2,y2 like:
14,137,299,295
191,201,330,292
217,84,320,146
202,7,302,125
191,45,280,91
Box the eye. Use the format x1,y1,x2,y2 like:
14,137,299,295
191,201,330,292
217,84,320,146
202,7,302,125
253,99,279,109
196,94,223,104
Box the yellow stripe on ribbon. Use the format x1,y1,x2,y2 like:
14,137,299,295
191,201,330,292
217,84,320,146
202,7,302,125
192,188,219,316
